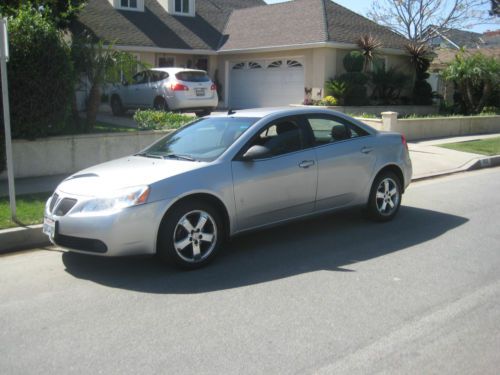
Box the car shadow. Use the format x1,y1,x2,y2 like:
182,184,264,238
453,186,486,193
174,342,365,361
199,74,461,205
62,206,468,294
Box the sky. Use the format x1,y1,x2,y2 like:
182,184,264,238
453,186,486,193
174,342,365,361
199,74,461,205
264,0,499,34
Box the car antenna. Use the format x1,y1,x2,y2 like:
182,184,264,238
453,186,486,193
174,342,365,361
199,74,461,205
227,108,236,115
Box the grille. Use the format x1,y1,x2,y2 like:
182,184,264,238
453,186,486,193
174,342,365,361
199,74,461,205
54,198,77,216
54,234,107,253
49,193,59,213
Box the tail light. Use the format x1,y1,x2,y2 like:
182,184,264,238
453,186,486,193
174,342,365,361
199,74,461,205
401,134,408,150
170,83,189,91
210,83,217,91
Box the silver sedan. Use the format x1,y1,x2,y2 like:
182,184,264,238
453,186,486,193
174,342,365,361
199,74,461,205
43,108,412,268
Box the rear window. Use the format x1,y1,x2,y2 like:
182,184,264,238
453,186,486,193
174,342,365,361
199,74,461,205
175,71,210,82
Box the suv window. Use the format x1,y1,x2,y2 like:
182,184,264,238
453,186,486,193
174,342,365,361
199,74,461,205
175,71,210,82
132,71,148,85
248,119,304,157
150,71,168,82
306,116,368,146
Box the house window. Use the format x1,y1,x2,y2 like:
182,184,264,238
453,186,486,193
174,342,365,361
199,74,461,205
232,62,245,70
175,0,190,13
287,60,302,68
268,60,283,68
372,57,386,71
120,0,137,8
248,62,262,69
158,56,175,67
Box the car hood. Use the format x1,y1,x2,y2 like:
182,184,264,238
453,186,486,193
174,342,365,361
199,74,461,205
57,156,206,197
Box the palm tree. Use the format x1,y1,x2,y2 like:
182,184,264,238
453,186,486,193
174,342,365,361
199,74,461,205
71,33,144,130
357,34,382,72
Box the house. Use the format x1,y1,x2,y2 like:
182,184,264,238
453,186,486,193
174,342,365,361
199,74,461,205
426,27,485,49
75,0,411,108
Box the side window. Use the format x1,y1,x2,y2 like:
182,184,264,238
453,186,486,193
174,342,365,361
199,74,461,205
306,116,368,146
150,71,168,83
132,71,147,85
249,119,304,157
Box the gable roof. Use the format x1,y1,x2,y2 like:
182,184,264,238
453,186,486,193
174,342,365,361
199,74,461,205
219,0,409,51
324,1,408,49
428,27,484,49
76,0,409,53
219,0,327,51
75,0,265,51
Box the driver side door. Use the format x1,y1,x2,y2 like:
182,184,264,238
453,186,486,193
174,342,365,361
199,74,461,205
231,117,318,232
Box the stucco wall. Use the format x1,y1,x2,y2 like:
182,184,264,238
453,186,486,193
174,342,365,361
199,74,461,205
0,131,171,179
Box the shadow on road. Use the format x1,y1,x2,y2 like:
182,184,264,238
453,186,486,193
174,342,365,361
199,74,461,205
62,206,467,294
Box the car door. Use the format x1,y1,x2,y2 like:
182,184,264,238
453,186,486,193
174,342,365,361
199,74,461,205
231,116,318,231
123,71,148,107
303,114,377,211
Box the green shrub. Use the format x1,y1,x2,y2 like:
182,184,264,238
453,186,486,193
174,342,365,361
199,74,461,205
370,67,410,104
343,51,364,73
133,110,195,130
325,79,346,104
5,6,74,139
319,96,338,106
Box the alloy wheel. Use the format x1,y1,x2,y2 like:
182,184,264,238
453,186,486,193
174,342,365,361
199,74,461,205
375,177,400,216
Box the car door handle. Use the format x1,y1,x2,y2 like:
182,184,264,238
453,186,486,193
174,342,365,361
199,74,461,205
361,147,374,154
298,160,315,168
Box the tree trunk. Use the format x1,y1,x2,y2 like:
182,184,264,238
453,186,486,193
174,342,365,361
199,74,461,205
474,82,492,114
86,83,101,131
71,90,81,132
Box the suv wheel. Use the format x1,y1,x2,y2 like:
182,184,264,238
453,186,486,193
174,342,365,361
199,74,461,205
111,96,124,116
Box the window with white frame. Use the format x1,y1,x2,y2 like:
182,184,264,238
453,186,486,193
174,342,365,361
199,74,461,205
175,0,190,14
120,0,138,9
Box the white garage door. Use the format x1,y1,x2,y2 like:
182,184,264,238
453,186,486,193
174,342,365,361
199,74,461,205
229,59,304,109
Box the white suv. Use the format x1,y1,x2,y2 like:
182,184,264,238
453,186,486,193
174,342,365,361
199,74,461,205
110,68,218,117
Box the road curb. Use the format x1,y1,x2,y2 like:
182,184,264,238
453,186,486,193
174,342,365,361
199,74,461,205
0,224,51,255
412,155,500,181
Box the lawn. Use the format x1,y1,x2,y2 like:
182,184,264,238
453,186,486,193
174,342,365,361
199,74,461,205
0,192,51,229
439,137,500,156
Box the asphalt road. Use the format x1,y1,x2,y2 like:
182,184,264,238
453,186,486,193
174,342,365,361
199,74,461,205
1,168,500,374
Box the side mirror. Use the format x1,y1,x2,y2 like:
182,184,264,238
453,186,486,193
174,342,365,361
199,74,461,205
241,145,270,161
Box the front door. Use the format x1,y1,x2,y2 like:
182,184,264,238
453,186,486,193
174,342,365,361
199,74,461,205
231,117,317,231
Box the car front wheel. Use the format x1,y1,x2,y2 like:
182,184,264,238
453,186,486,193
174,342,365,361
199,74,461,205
111,96,124,116
157,200,224,269
367,171,402,222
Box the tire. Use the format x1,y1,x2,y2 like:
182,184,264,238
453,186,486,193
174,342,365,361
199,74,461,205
111,96,124,116
157,200,225,269
195,109,211,118
153,97,168,111
367,171,402,222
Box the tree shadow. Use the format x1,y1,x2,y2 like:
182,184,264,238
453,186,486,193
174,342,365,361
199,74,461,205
62,206,468,294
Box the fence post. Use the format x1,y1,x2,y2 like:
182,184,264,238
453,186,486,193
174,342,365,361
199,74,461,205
381,111,398,132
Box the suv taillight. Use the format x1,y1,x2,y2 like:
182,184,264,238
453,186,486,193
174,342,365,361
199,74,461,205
401,134,408,149
171,83,189,91
210,83,217,91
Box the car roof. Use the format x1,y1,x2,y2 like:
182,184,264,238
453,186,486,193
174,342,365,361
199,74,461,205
210,107,378,134
150,67,208,74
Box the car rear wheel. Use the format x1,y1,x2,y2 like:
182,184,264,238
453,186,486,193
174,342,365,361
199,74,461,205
153,97,168,111
111,96,124,116
367,171,402,222
157,200,224,269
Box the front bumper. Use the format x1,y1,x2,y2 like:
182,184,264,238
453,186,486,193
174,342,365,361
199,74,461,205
44,193,171,256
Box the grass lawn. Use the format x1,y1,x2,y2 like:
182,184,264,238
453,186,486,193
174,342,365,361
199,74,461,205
0,192,51,230
439,137,500,156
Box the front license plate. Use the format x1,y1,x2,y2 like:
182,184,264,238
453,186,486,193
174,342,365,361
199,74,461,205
195,88,205,96
43,217,56,239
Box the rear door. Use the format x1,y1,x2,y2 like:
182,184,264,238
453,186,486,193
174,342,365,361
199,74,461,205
303,114,377,211
231,116,317,231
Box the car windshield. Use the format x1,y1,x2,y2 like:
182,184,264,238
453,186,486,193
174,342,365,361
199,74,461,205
175,71,210,82
141,117,258,162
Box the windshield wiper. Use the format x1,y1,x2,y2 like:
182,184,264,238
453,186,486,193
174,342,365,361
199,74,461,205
135,152,163,159
163,154,197,161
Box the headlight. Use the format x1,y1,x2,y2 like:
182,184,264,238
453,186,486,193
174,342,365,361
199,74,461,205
77,186,150,214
